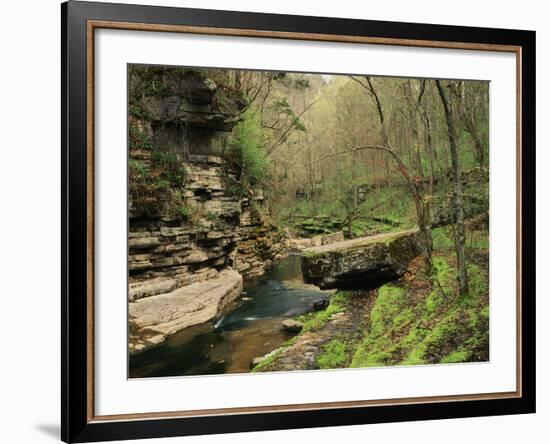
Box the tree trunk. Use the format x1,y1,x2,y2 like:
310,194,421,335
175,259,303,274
435,80,469,295
363,76,432,274
465,115,485,169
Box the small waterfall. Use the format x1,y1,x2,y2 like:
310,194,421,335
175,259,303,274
213,315,225,329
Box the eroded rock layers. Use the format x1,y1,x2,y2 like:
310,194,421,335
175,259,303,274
128,67,283,352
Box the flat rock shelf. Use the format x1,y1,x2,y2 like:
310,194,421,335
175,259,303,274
301,229,421,290
129,269,243,353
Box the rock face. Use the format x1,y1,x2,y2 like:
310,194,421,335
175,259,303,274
129,269,243,353
127,68,285,352
129,68,284,285
301,229,421,290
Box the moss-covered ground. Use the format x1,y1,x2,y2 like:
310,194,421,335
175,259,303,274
349,226,489,368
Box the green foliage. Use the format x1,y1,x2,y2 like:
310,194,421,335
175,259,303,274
280,176,416,238
432,227,454,251
151,151,186,187
228,109,268,189
128,128,187,218
467,229,489,250
129,125,153,151
129,127,176,216
128,65,183,101
177,205,190,220
316,339,347,369
129,105,153,121
129,159,149,178
206,211,218,222
272,97,306,131
294,78,310,90
128,66,175,120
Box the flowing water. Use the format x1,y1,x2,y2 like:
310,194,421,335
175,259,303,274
128,253,328,378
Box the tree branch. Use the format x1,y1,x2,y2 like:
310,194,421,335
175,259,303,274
266,98,319,156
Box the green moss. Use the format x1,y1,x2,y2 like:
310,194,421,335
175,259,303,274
298,292,347,333
251,350,280,372
401,343,427,365
425,257,455,313
416,309,464,362
400,323,430,350
350,284,409,368
440,350,470,364
302,250,317,258
316,339,347,369
369,285,406,337
433,257,455,289
261,235,488,372
254,293,352,372
466,263,489,299
351,254,489,369
393,308,415,327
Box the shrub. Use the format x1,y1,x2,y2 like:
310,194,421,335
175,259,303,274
227,109,268,188
129,151,187,218
129,125,153,151
151,151,186,186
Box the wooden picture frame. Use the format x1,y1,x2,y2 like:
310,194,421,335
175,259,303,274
61,1,536,442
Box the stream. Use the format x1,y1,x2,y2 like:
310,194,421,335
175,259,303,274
128,253,329,378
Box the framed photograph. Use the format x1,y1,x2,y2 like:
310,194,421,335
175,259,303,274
62,1,535,442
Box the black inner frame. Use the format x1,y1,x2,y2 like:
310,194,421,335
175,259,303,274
61,1,536,442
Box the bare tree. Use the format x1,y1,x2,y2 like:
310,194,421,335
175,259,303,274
435,79,469,295
349,76,433,273
449,81,488,170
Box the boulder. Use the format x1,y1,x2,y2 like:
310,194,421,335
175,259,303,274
301,229,421,290
281,319,304,333
312,298,329,311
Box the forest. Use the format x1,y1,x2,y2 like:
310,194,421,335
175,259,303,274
127,66,489,377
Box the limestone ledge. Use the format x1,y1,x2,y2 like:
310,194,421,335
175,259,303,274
129,269,243,353
301,229,421,290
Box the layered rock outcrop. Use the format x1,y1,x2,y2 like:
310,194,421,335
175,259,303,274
128,67,284,352
301,229,421,290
